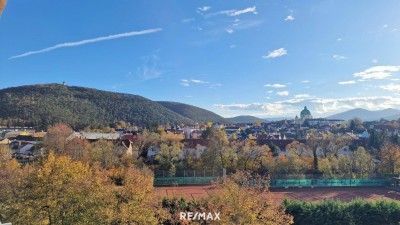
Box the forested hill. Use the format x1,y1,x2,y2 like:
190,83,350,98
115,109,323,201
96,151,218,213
0,84,194,129
157,101,228,123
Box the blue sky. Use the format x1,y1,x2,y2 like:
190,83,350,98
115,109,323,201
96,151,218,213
1,0,400,118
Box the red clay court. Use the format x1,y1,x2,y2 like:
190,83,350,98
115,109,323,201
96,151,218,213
156,185,400,203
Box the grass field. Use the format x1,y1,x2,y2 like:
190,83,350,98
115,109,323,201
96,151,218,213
156,185,400,203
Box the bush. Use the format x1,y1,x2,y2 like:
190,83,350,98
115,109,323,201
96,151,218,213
283,198,400,225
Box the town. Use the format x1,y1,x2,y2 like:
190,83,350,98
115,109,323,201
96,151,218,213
2,106,399,171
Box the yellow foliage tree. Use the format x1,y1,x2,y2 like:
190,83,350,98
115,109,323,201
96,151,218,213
90,139,119,169
0,144,11,162
43,123,73,156
2,153,109,224
379,144,400,174
107,166,168,224
207,171,293,225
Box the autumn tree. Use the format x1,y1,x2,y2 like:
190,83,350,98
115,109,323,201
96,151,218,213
202,128,229,170
351,147,376,177
286,141,313,174
43,123,73,155
0,160,28,222
64,137,91,163
318,157,339,178
156,125,166,136
207,171,293,225
181,144,204,170
115,120,127,129
323,147,376,178
253,120,262,127
1,153,109,224
155,142,183,172
107,166,168,224
337,154,353,178
379,144,400,174
133,129,160,160
0,144,11,162
235,140,272,173
161,132,184,145
90,139,119,169
306,130,350,171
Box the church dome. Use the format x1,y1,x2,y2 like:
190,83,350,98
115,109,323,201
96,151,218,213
300,106,311,117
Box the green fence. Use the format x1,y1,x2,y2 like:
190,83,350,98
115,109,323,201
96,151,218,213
269,179,391,188
154,177,219,186
154,177,392,187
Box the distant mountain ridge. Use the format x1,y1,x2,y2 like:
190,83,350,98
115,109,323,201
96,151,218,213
157,101,227,123
226,115,268,123
226,115,293,123
326,108,400,121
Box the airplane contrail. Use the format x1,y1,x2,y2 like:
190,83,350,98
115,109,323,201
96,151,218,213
10,28,162,59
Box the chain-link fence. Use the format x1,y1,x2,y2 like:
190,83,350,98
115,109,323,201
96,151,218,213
270,173,399,180
154,169,225,186
154,169,224,178
269,179,391,188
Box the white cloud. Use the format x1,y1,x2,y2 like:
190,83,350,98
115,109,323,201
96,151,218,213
276,91,289,96
191,79,208,84
214,96,400,117
309,96,400,114
380,84,400,92
354,66,400,80
229,44,237,48
338,80,356,85
266,91,273,94
262,48,287,59
136,51,162,81
337,38,342,41
372,59,378,64
333,54,347,60
198,6,211,12
181,79,190,87
181,82,190,87
231,19,264,31
225,28,235,34
181,79,210,86
137,66,161,81
265,83,286,88
205,6,257,18
182,18,195,23
301,80,310,83
229,6,257,16
10,28,162,59
294,94,312,98
214,103,286,113
383,24,389,28
233,18,240,26
284,15,294,21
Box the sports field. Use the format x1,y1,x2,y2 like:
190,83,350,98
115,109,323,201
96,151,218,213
156,185,400,203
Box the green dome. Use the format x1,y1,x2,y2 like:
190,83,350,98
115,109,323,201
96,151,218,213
300,106,311,116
